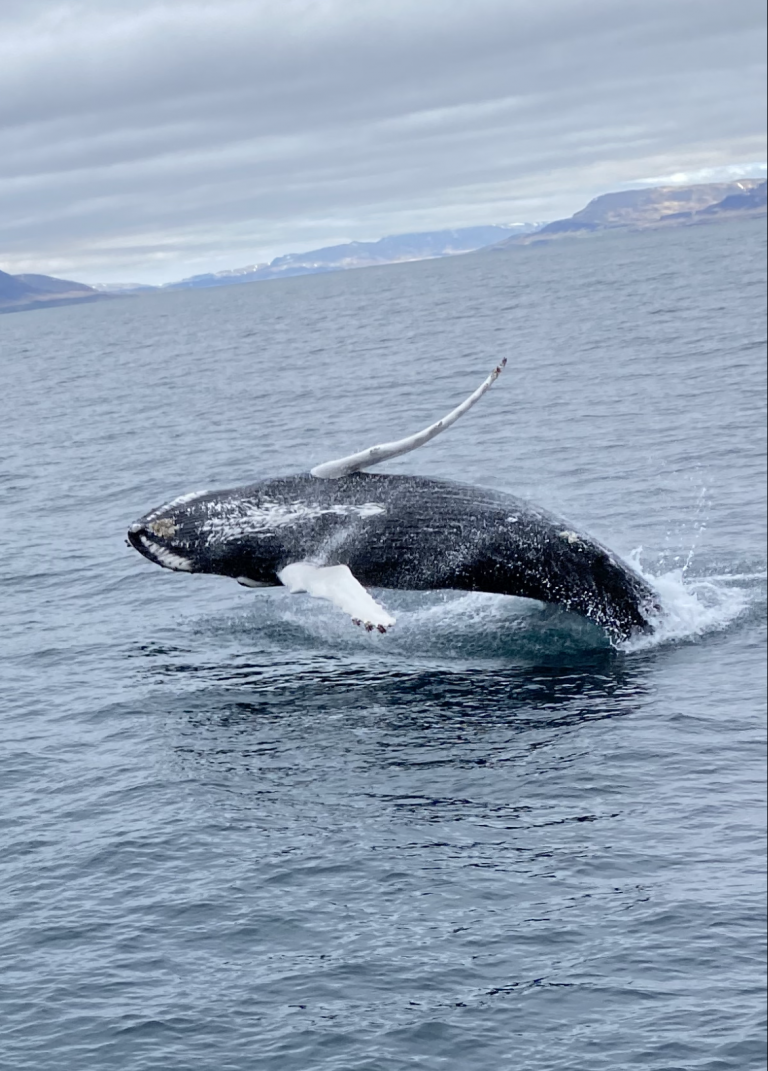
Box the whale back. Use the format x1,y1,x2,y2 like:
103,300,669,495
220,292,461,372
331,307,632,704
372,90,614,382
129,472,657,640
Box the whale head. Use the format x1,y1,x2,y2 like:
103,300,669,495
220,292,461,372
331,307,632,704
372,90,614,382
127,486,287,586
127,488,228,575
128,516,195,574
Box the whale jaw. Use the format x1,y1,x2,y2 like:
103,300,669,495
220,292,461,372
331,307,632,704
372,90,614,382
127,523,195,573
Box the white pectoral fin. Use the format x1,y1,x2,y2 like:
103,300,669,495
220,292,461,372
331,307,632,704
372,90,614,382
310,358,507,479
278,562,396,632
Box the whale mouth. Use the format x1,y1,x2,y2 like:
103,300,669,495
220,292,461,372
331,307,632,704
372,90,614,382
127,523,194,572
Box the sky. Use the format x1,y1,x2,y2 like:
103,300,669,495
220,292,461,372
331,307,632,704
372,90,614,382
2,0,765,284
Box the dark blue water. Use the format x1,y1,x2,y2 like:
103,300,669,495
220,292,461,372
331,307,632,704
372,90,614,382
1,218,765,1071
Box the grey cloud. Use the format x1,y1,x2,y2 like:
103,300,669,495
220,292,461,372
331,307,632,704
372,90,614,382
1,0,764,280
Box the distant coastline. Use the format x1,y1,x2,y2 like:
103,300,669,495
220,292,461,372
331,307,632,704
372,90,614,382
0,270,115,316
94,224,543,295
1,178,765,314
0,226,539,314
492,179,766,248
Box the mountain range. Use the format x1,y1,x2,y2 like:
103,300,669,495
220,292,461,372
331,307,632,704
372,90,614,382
2,179,765,314
494,179,766,246
0,270,112,314
95,224,542,293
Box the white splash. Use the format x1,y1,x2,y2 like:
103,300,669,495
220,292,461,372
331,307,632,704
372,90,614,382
386,569,755,653
620,551,755,652
200,499,385,543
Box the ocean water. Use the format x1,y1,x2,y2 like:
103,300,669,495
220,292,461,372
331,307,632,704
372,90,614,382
1,218,765,1071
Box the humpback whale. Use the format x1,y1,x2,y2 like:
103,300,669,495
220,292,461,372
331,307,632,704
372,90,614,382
128,362,659,641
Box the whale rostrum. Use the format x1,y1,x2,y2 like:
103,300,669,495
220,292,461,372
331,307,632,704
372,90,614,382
128,361,659,640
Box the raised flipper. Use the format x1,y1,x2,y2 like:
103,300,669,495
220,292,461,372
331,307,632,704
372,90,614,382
310,359,506,479
278,562,396,632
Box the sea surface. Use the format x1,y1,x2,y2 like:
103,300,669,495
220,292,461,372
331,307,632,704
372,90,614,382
1,218,766,1071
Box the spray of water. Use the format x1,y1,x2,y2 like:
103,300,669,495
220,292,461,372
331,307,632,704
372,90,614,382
682,485,710,576
269,555,761,658
621,560,753,653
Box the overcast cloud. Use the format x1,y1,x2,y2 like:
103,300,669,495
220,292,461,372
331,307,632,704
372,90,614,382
1,0,765,282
